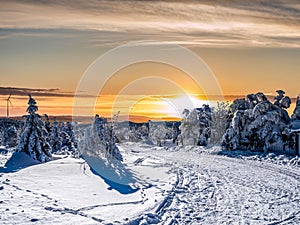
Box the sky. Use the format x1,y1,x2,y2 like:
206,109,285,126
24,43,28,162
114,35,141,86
0,0,299,121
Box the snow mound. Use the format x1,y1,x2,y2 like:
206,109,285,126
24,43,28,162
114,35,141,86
2,152,40,172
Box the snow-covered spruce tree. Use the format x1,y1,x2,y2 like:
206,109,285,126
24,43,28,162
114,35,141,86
44,114,51,133
1,126,18,148
49,117,61,153
196,105,212,146
16,94,52,162
60,131,77,154
62,122,78,149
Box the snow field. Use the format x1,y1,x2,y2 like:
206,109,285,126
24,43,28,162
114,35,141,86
1,143,300,224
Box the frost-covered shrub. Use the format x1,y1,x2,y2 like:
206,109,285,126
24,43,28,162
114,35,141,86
16,94,52,162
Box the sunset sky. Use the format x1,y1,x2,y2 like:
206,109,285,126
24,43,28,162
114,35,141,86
0,0,299,121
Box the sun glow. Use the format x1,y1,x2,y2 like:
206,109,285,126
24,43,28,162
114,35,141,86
94,92,209,122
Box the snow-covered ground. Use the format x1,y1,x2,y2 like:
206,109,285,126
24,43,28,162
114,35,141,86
1,143,300,224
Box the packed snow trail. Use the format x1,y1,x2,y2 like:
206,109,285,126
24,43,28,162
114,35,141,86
158,158,300,225
121,143,300,225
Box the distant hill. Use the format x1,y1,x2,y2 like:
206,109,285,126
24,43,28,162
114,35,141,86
1,115,181,124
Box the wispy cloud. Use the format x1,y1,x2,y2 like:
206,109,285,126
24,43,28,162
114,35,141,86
0,86,75,98
0,0,299,47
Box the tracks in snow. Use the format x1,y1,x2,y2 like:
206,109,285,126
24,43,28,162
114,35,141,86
154,153,300,225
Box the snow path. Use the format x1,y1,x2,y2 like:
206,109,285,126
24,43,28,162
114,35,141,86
1,144,300,224
122,144,300,225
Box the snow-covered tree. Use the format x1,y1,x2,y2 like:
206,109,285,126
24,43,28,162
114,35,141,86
62,122,78,149
90,114,122,160
1,126,18,148
222,91,293,152
49,118,78,157
16,94,52,162
177,105,212,146
292,95,300,120
60,131,76,152
210,102,229,144
177,109,199,146
151,124,168,147
115,127,130,142
44,114,51,133
49,117,61,153
128,126,142,142
171,122,180,144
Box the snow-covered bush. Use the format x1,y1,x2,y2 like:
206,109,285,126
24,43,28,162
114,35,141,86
222,90,294,153
16,94,52,162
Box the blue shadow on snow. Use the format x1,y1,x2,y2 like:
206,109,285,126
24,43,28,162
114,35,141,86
82,154,139,195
